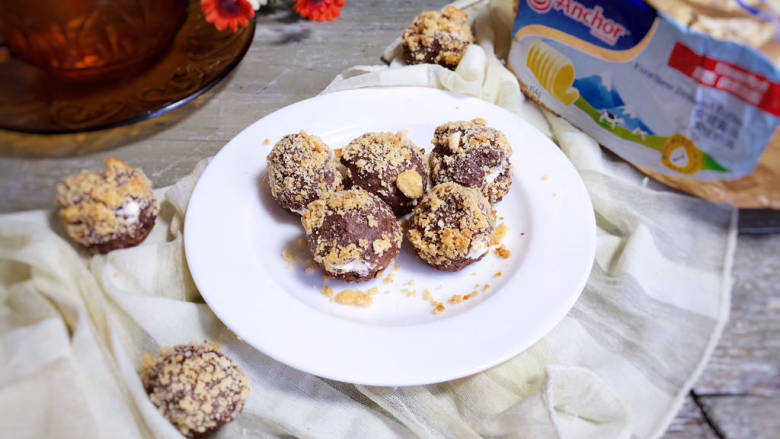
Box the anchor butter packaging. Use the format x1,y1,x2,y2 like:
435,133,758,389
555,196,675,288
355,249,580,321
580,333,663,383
507,0,780,207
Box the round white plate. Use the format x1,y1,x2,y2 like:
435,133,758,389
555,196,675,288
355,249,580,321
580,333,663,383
185,87,595,386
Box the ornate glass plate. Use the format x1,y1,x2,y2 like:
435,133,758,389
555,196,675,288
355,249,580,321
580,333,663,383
0,0,254,134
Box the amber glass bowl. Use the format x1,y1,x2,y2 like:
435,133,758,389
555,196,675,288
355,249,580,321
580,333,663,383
0,0,254,138
0,0,187,81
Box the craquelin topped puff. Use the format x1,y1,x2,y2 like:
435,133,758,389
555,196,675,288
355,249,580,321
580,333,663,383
301,188,402,282
429,118,513,204
340,131,428,216
55,157,158,253
141,341,250,439
407,182,496,272
402,6,474,69
267,131,343,215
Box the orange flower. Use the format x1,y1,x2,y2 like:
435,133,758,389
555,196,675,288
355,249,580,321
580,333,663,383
201,0,256,32
294,0,346,22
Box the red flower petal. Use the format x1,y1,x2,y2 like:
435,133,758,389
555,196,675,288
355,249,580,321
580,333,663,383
201,0,255,32
294,0,345,22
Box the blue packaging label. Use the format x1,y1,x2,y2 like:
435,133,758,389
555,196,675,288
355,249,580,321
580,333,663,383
509,0,780,180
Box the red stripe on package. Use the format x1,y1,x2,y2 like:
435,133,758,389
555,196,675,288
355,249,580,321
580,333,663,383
668,42,780,117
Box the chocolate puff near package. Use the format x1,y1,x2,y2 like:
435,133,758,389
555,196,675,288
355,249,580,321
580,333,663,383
507,0,780,208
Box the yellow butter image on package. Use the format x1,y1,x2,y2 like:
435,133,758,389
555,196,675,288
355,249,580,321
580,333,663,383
508,0,780,181
526,41,580,106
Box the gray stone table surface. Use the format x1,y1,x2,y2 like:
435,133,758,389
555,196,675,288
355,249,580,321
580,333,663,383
0,1,777,437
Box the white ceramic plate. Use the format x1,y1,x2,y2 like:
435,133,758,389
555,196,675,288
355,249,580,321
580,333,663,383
185,87,595,386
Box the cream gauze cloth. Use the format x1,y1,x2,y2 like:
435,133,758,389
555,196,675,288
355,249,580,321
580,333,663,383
0,1,736,438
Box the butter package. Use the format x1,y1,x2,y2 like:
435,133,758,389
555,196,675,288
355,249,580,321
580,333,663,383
507,0,780,187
